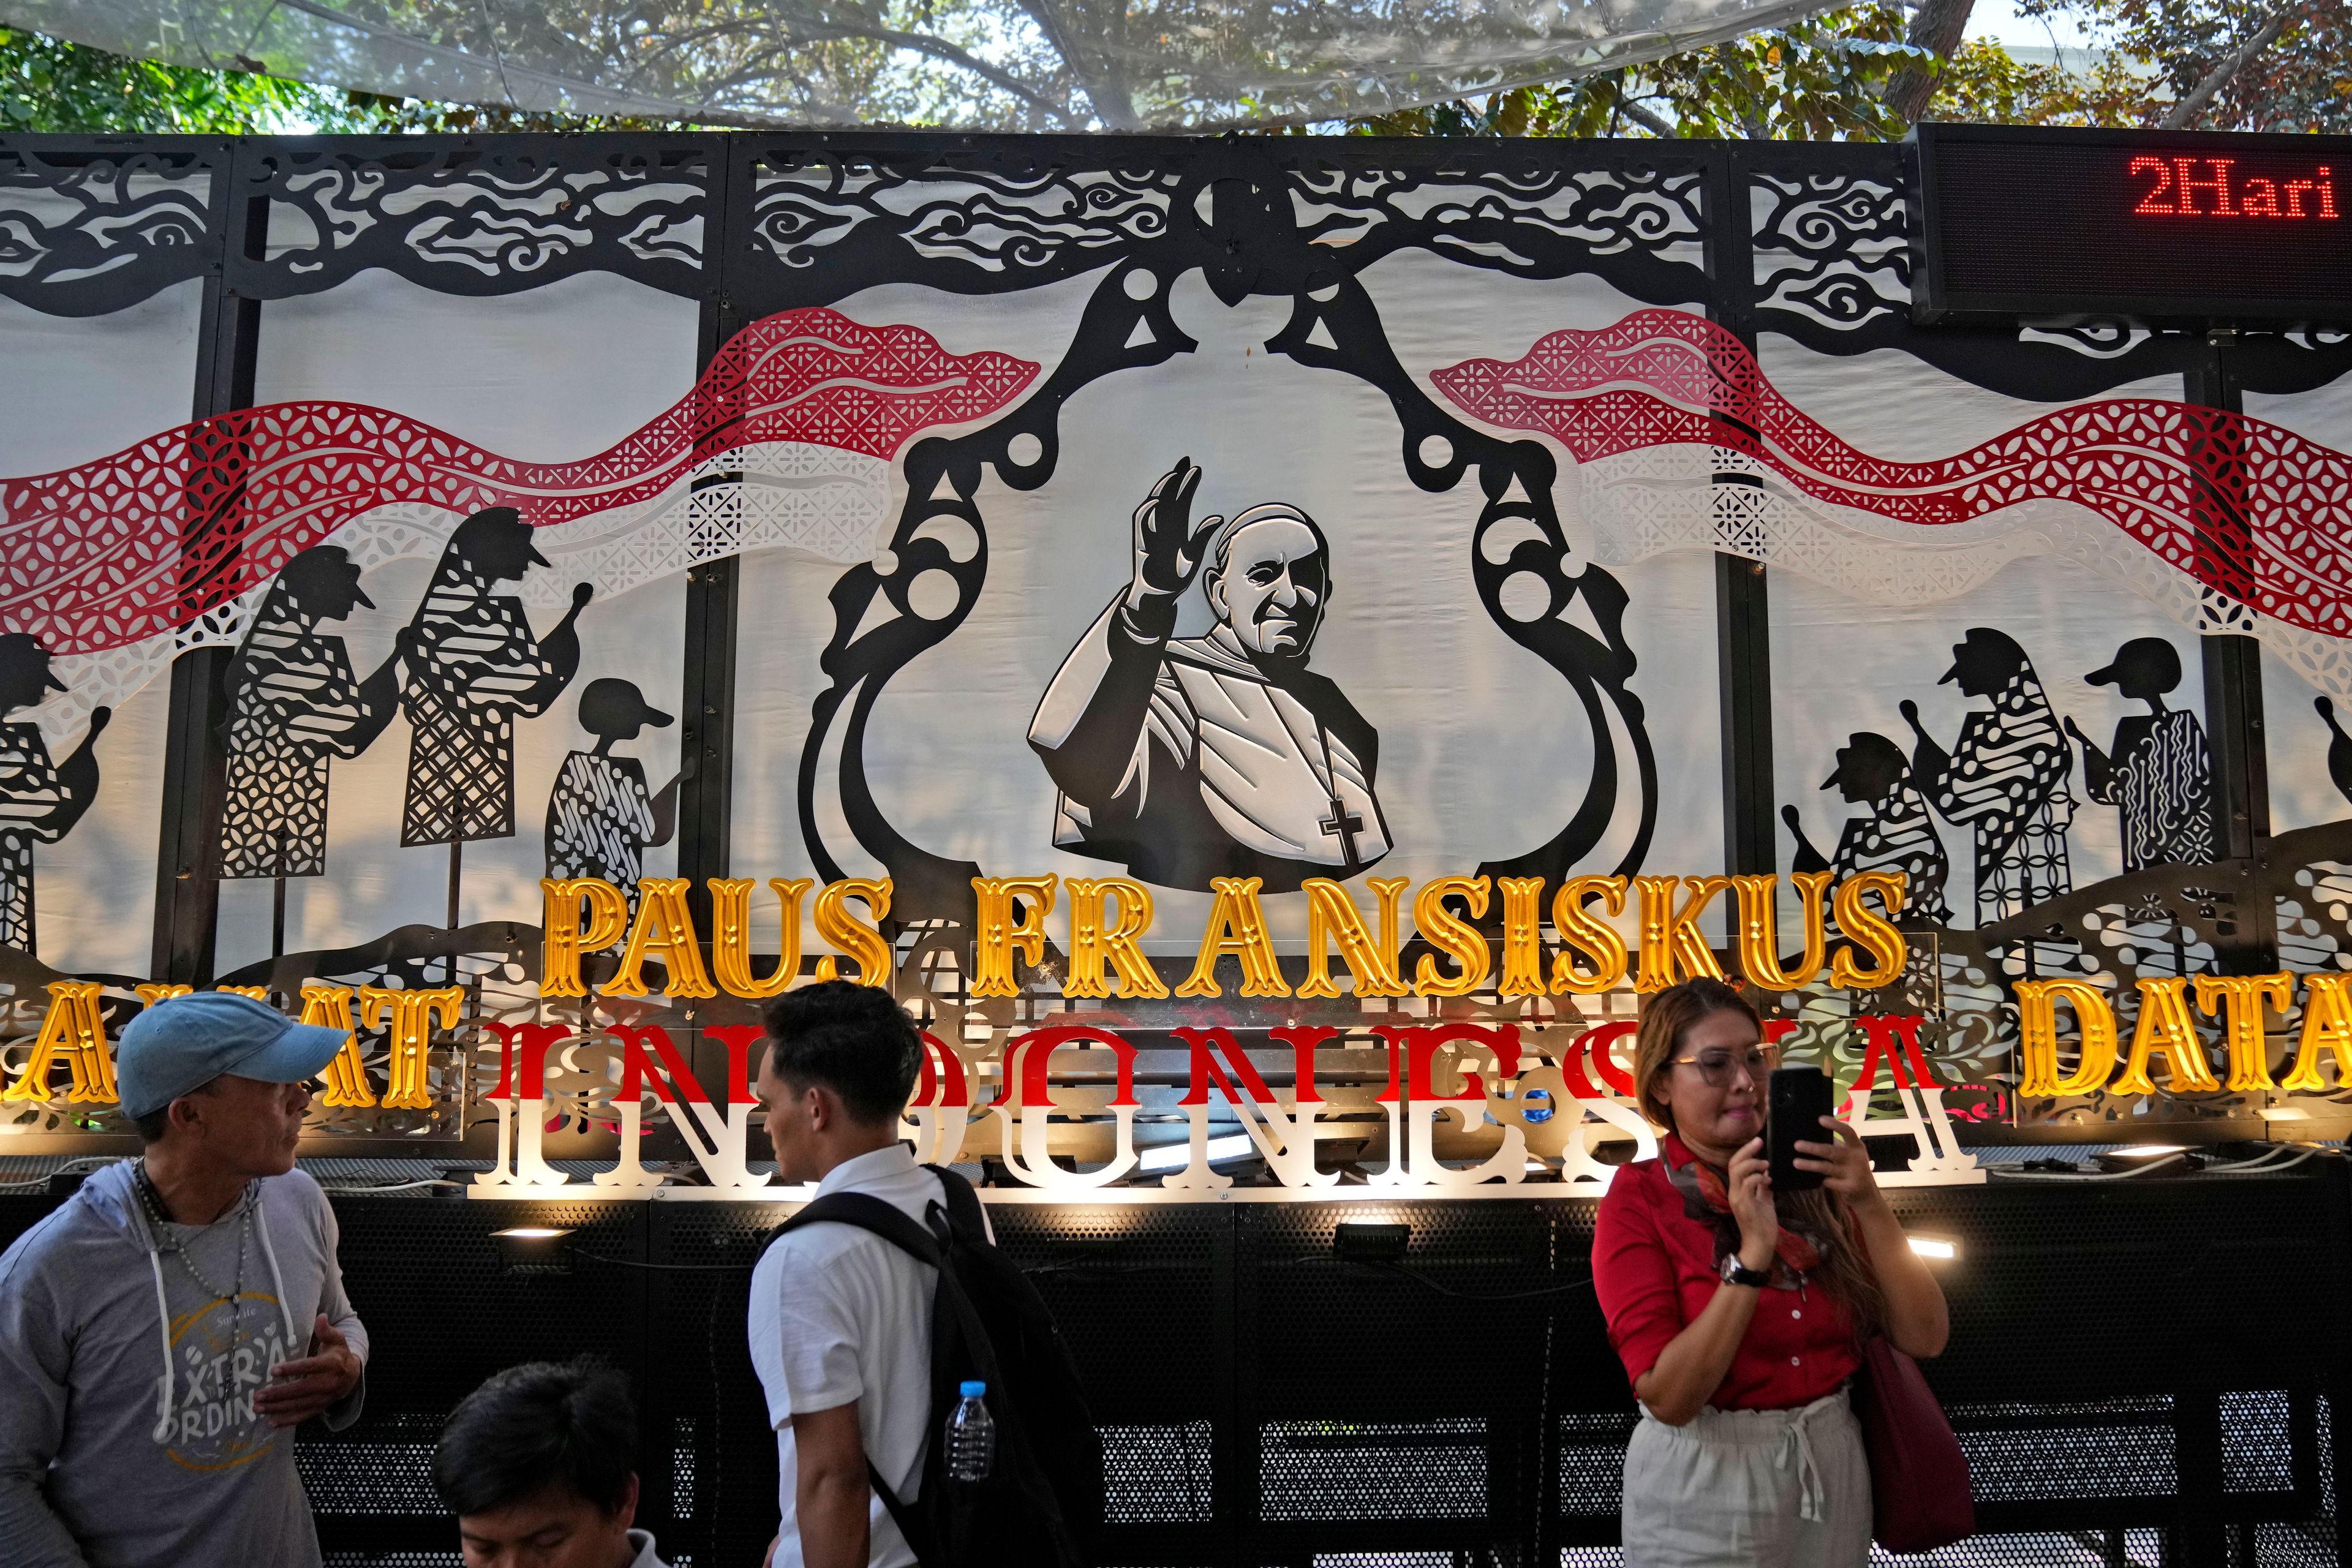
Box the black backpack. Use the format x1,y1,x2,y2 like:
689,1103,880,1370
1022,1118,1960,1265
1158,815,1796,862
771,1165,1103,1567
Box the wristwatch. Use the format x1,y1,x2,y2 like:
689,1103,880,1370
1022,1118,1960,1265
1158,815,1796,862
1719,1254,1773,1288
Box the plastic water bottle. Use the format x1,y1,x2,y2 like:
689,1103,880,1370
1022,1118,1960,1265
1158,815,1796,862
945,1380,995,1482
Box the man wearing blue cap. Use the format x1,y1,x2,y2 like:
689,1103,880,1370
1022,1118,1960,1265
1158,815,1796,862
0,991,370,1567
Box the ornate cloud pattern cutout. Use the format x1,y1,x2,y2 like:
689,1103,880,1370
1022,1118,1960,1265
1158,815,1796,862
0,307,1036,658
1432,309,2352,651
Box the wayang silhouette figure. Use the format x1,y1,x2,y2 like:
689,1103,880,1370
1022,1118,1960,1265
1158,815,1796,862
2063,638,2215,888
1029,457,1387,894
1784,731,1953,925
545,678,680,918
0,636,107,956
1903,628,2076,925
399,508,593,849
219,546,401,880
2316,696,2352,808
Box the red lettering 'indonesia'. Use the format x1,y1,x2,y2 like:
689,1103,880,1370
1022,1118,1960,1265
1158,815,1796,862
2131,155,2340,219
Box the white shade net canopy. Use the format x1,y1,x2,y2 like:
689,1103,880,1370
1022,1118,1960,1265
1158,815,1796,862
7,0,1840,128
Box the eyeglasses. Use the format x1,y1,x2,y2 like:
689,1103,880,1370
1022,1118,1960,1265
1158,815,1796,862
1670,1046,1774,1088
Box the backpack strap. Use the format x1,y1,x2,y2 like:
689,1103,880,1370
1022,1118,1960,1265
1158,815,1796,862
771,1190,945,1267
769,1193,948,1565
922,1163,989,1242
864,1461,932,1568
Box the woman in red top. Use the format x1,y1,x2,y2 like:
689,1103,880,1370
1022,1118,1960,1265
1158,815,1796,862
1594,978,1948,1566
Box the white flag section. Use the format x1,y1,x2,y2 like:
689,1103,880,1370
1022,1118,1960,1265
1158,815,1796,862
10,0,1847,129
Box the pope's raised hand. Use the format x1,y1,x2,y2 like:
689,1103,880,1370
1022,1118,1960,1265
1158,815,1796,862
1125,456,1223,627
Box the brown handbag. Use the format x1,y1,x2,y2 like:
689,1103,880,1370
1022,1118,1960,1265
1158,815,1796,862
1852,1336,1975,1552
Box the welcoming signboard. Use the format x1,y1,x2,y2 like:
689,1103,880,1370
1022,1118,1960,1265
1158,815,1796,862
4,130,2352,1193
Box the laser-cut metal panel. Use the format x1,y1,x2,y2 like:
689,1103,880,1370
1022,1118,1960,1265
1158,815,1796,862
729,136,1716,317
227,137,717,301
0,137,225,318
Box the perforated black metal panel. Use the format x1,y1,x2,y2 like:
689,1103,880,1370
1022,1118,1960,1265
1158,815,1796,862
2,1164,2346,1568
644,1200,794,1568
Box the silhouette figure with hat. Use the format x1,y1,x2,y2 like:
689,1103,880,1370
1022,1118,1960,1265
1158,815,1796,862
2062,638,2214,886
219,546,402,884
1902,627,2075,925
1784,732,1953,925
0,635,108,956
2316,696,2352,809
398,508,593,852
545,678,680,919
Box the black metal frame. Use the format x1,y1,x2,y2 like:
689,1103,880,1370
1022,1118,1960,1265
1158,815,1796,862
2,128,2343,1028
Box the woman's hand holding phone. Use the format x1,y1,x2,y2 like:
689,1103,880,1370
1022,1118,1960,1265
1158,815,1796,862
1726,1137,1779,1272
1792,1117,1888,1213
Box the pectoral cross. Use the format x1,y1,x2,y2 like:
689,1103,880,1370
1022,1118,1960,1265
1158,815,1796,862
1319,791,1364,870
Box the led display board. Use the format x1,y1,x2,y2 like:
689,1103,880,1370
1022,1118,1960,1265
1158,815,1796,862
1910,122,2352,323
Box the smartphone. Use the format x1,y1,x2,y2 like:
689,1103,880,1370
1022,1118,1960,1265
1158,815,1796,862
1767,1066,1833,1193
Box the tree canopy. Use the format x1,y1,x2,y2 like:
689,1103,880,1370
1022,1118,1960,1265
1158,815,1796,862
4,0,2344,138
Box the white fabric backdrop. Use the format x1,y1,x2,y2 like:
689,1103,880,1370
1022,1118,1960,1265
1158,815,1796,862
0,283,200,975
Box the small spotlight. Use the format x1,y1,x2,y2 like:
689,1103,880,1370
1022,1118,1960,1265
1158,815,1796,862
1907,1236,1958,1261
1139,1134,1253,1173
2096,1144,2199,1173
491,1224,574,1276
1333,1221,1411,1264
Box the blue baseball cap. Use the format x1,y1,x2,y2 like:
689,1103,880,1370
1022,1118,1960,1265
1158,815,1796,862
116,992,353,1120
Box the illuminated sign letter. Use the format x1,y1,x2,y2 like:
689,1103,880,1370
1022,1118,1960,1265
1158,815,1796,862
813,879,894,986
1550,876,1629,994
2282,972,2352,1091
1829,873,1909,988
302,985,374,1109
1733,872,1830,990
1176,877,1289,998
541,878,630,998
2,982,116,1104
1495,877,1548,998
970,876,1058,998
1634,875,1730,992
709,878,809,1000
1414,876,1493,998
1295,877,1409,1000
1063,878,1170,1000
2015,978,2119,1097
2112,976,2221,1096
358,986,463,1110
2193,972,2291,1092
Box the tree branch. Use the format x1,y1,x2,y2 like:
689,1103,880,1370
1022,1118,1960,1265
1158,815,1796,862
2160,9,2290,128
1616,93,1678,136
1882,0,1977,121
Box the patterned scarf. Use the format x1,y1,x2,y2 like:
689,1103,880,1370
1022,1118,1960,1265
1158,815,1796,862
1662,1132,1826,1291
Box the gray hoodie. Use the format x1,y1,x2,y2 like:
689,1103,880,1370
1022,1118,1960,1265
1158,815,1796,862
0,1160,369,1568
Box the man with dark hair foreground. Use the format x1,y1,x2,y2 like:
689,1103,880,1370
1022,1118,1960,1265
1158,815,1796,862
750,979,982,1568
434,1360,668,1568
0,991,368,1568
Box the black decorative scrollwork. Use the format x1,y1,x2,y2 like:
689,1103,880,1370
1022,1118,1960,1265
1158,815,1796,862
228,138,714,301
751,150,1180,287
0,145,219,317
737,138,1714,315
1282,153,1708,307
793,153,1663,923
1751,170,1909,333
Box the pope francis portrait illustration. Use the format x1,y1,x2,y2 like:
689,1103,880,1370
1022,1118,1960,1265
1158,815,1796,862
1028,456,1390,893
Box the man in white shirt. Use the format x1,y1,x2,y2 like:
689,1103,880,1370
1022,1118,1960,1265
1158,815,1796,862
749,980,978,1568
